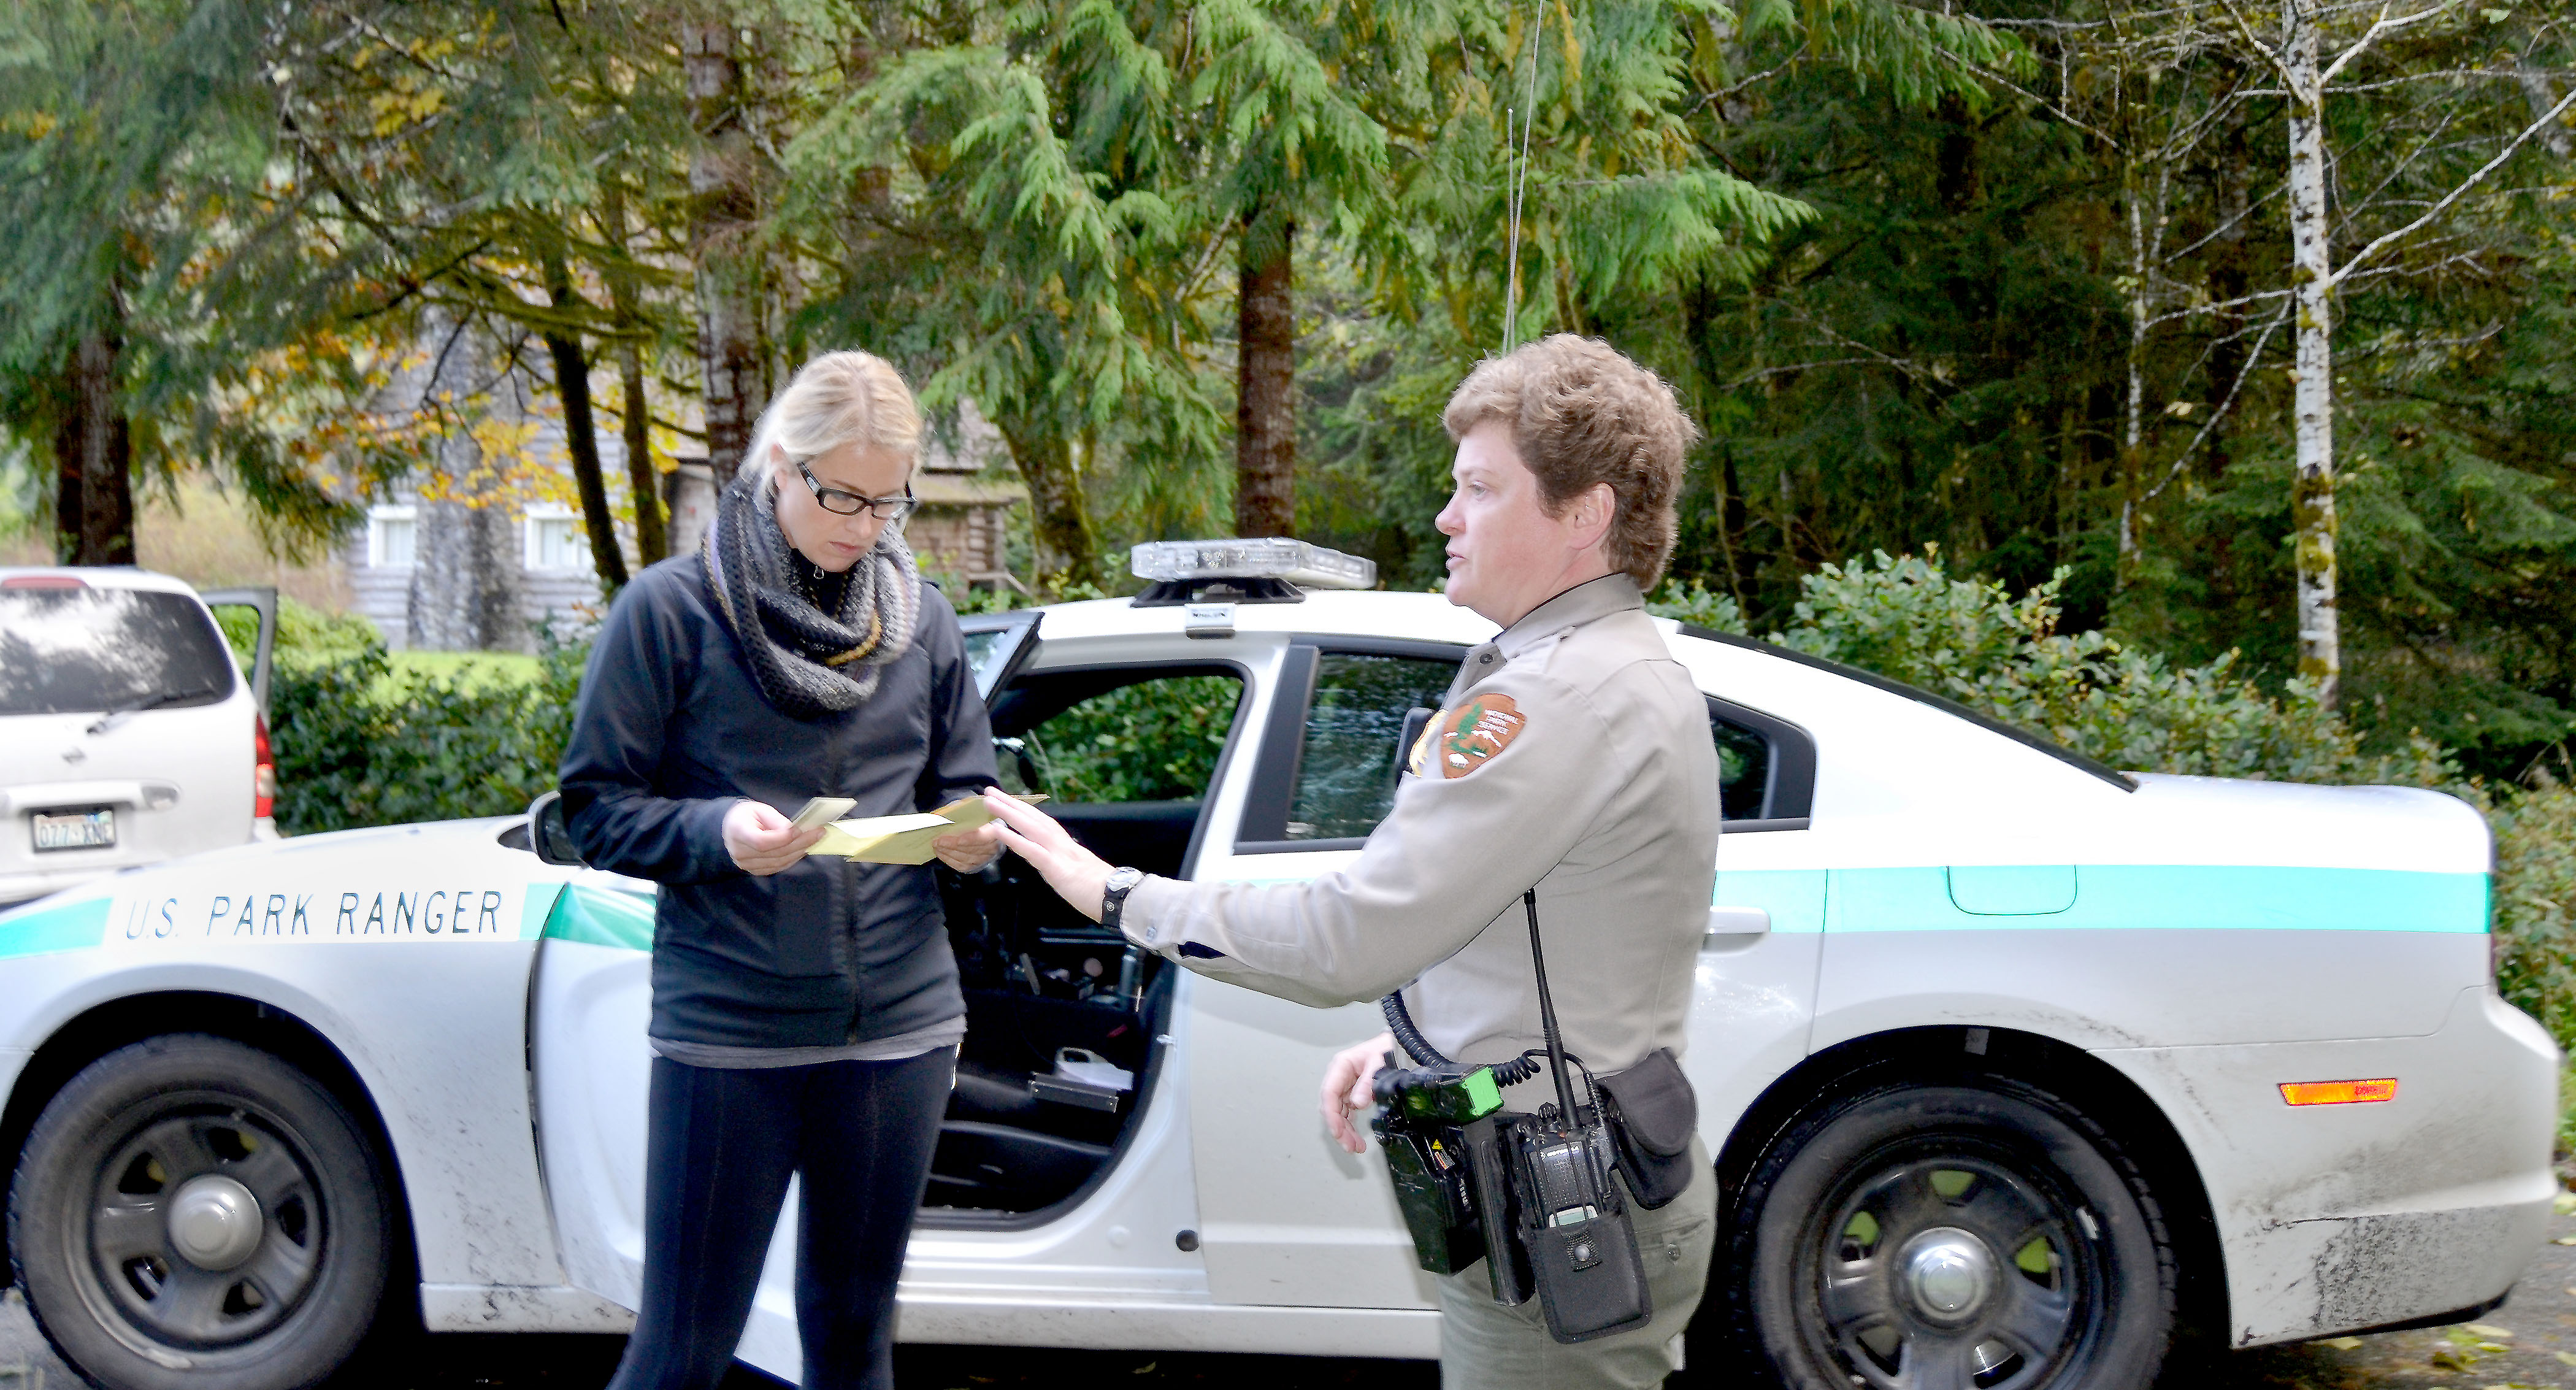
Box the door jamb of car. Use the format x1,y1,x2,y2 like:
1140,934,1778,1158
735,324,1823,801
199,586,278,716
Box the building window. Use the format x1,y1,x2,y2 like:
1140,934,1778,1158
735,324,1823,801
525,509,589,571
368,507,416,568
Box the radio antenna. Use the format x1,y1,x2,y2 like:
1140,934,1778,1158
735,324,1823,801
1501,6,1542,353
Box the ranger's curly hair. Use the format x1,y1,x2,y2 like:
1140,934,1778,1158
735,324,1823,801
1442,335,1698,591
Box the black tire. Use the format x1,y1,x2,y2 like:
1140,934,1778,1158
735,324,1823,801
1719,1078,2174,1390
7,1034,393,1390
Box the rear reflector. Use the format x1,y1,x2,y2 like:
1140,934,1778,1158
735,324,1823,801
2,574,87,588
2279,1079,2398,1106
254,715,276,820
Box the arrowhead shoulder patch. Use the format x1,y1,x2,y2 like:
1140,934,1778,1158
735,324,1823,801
1409,693,1528,779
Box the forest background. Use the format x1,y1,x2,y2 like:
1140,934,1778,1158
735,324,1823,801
2,1,2575,1057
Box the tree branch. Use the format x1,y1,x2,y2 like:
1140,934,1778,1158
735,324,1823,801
2317,1,2455,90
1933,45,2125,148
2142,297,2293,504
2333,82,2576,285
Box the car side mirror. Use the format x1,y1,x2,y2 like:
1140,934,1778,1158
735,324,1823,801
527,790,586,867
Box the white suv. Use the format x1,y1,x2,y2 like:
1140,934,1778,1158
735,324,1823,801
0,567,278,906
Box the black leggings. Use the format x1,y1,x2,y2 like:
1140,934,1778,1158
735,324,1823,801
604,1048,954,1390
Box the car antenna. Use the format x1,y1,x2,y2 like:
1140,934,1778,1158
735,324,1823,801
1502,2,1541,354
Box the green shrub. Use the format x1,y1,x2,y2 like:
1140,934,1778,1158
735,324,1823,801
212,595,383,672
2491,778,2576,1051
1019,675,1243,804
269,632,587,836
1654,551,2455,786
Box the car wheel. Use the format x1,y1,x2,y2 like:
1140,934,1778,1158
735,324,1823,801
1723,1079,2174,1390
7,1034,393,1390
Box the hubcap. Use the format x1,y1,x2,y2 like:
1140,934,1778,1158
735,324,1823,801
167,1175,264,1270
1804,1153,2093,1390
86,1112,325,1348
1898,1227,1995,1321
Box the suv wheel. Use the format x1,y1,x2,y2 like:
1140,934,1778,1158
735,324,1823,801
1722,1079,2175,1390
7,1034,392,1390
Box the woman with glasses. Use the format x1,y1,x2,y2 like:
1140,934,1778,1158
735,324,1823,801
558,350,1002,1390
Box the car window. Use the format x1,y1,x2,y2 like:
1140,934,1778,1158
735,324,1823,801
1713,713,1773,821
962,629,1011,688
959,611,1039,698
1284,653,1459,840
0,588,236,717
1275,656,1785,832
1000,673,1244,804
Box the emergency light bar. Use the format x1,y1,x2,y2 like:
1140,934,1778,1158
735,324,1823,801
1132,539,1376,590
1129,539,1377,608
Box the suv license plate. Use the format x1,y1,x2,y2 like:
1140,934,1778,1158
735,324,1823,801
33,808,115,852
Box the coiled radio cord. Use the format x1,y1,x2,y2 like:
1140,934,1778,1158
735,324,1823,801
1381,989,1544,1088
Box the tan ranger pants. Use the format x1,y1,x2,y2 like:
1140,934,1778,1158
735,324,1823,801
1436,1138,1717,1389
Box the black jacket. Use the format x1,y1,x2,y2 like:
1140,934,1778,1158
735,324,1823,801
559,554,998,1048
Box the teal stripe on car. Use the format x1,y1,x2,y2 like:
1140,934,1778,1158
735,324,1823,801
1712,869,1829,933
1821,864,2489,934
521,883,564,940
542,883,656,951
0,897,112,959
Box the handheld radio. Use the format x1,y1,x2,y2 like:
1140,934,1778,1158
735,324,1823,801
1368,891,1652,1342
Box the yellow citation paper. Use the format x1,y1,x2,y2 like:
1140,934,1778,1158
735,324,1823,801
802,794,1043,865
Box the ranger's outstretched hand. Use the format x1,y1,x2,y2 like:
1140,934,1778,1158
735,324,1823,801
983,788,1114,925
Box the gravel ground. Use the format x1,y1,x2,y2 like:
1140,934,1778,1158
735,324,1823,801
6,1205,2574,1390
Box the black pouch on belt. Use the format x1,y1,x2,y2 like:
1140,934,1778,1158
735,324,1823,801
1595,1047,1698,1209
1509,1115,1652,1343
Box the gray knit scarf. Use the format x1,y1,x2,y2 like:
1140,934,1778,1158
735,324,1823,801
702,469,921,719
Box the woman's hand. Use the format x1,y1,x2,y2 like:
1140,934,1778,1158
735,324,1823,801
930,821,1004,873
982,788,1114,923
723,800,826,875
1322,1031,1397,1155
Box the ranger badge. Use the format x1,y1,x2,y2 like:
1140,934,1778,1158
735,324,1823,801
1409,694,1528,779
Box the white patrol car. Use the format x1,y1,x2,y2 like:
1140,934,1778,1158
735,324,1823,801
0,540,2553,1390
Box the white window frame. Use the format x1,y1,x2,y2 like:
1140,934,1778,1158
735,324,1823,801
523,505,589,573
367,506,418,569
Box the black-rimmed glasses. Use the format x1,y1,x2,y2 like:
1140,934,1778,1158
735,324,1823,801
795,458,918,523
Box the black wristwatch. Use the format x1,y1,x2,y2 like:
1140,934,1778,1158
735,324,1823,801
1100,866,1146,934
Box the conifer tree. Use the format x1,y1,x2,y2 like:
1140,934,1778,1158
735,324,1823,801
0,1,375,563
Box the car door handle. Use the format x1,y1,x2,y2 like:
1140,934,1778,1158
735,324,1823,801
1707,905,1771,935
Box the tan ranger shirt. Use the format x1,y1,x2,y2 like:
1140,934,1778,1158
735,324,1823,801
1120,574,1722,1107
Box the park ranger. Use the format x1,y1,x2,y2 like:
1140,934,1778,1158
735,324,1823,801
987,334,1723,1388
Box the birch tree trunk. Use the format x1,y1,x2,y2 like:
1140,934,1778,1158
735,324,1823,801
2285,0,2340,707
2117,153,2150,572
686,18,764,491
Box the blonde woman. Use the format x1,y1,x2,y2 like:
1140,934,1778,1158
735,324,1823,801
559,351,1002,1390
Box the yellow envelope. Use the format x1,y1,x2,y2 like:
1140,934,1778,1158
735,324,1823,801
807,794,1043,864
